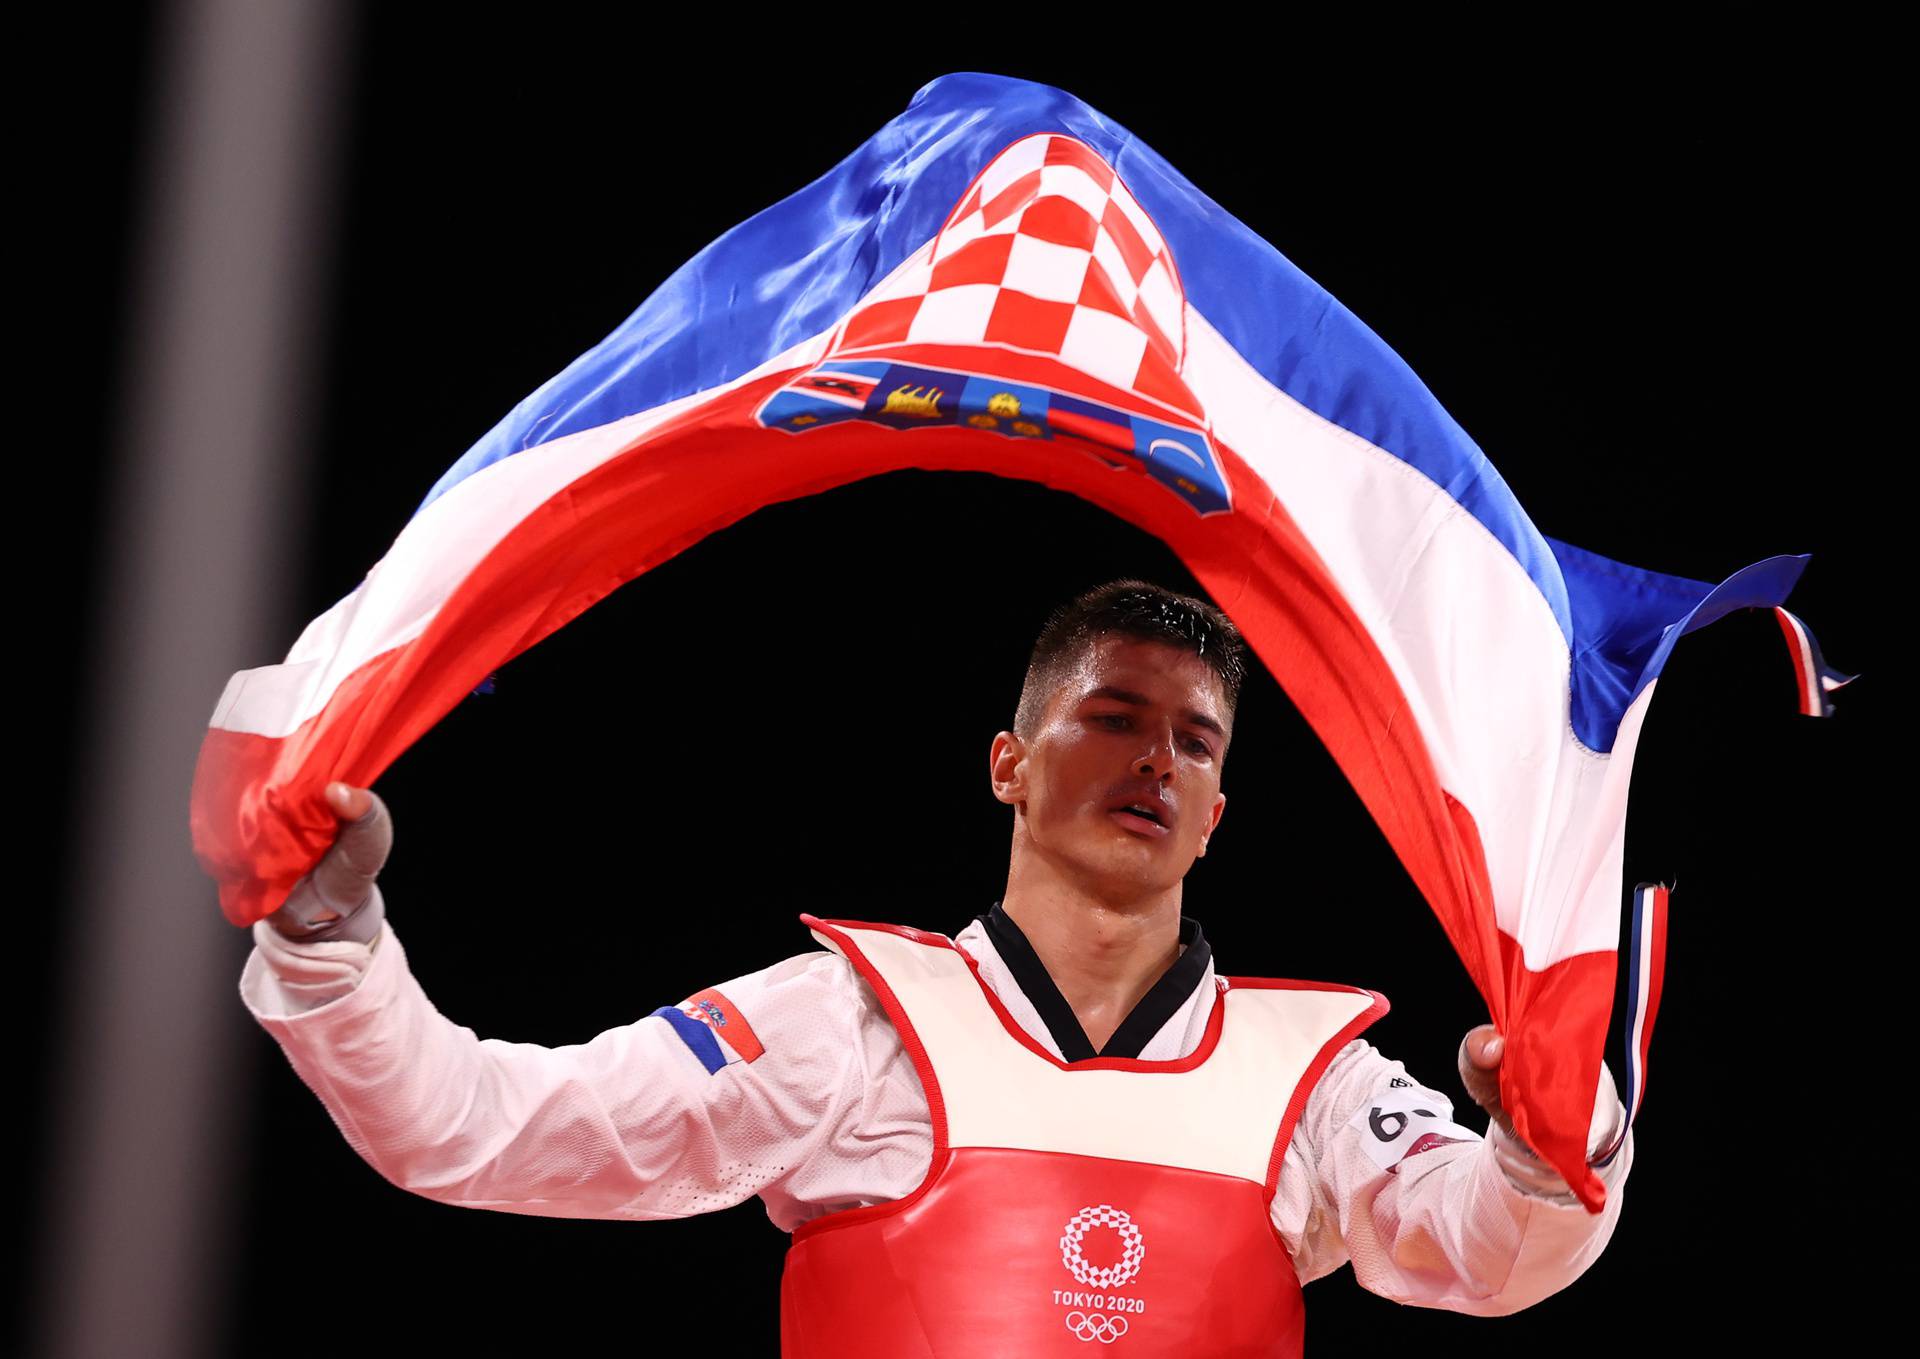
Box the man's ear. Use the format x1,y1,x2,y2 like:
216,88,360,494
989,730,1028,809
1196,791,1226,857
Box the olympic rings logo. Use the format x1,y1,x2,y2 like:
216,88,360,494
1065,1312,1130,1344
1060,1204,1146,1290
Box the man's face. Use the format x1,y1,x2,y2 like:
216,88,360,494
991,635,1229,900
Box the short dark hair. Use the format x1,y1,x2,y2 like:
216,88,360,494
1013,578,1247,749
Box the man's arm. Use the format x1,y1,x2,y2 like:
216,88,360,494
241,784,877,1224
1272,1036,1631,1316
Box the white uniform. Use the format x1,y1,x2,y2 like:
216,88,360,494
241,907,1631,1317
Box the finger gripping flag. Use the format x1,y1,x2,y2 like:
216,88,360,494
190,72,1851,1213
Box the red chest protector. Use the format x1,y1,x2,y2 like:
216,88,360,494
781,915,1388,1358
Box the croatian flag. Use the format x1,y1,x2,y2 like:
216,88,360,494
654,988,768,1076
190,72,1850,1211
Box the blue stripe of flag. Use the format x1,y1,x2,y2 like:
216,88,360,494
652,1006,728,1075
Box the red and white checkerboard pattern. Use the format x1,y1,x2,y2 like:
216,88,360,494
832,133,1198,417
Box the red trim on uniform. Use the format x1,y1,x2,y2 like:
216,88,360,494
1254,981,1391,1207
793,915,961,1247
811,915,1247,1073
789,1147,957,1245
954,940,1230,1073
799,914,950,1155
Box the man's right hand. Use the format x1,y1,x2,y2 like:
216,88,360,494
264,782,392,945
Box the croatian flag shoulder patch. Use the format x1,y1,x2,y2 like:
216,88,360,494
652,987,766,1075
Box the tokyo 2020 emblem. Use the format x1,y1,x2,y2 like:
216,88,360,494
1060,1204,1146,1289
1056,1204,1146,1341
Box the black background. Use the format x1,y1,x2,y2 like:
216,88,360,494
41,9,1890,1355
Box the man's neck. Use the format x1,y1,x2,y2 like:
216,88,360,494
999,881,1184,1054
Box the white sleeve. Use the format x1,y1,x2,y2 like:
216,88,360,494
1270,1037,1632,1315
247,918,381,1014
240,917,875,1224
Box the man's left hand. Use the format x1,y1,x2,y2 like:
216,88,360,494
1457,1023,1520,1143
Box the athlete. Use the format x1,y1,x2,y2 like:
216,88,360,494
241,578,1630,1355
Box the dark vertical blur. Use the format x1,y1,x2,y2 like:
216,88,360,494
26,2,351,1356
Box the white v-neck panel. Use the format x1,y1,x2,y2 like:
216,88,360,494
951,917,1220,1062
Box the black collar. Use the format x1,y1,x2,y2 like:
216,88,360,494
974,899,1213,1061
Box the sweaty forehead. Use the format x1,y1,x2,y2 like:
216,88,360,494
1068,635,1226,712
